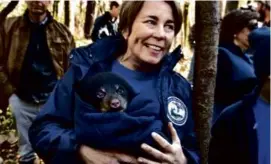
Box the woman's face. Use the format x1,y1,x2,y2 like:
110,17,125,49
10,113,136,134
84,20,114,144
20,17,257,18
123,1,175,65
234,19,258,51
235,27,251,50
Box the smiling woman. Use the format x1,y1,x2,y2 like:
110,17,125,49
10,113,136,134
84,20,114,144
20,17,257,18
28,1,200,164
118,1,182,71
119,1,178,70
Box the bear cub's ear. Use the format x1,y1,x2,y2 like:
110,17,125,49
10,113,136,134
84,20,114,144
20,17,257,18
74,72,137,102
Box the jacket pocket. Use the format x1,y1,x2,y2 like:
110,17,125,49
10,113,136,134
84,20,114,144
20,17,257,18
50,38,69,66
49,39,70,78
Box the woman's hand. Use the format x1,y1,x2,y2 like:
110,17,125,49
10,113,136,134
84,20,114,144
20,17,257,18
138,122,187,164
79,145,138,164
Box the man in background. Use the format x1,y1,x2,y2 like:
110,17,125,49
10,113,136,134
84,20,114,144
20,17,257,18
255,0,270,27
0,1,75,164
91,1,120,42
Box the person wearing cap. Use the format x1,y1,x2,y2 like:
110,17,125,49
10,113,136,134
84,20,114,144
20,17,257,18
213,9,260,122
0,1,75,164
209,27,270,164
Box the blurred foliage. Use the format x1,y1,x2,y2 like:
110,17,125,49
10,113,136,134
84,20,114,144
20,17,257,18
0,107,18,163
0,107,16,136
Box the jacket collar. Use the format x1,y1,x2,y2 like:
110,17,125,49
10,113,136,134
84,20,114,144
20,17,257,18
89,33,183,73
219,42,252,64
219,42,244,57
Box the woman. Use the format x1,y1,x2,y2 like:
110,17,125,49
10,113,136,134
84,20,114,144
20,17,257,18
29,1,199,164
209,27,270,164
213,9,259,122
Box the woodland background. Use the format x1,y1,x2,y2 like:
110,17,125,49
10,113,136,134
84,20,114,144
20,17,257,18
0,0,252,77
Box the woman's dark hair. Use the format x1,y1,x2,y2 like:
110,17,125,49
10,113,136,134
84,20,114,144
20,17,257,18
110,1,119,10
118,1,182,36
219,9,259,44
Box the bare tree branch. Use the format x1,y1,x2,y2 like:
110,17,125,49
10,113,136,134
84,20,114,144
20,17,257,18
0,1,19,23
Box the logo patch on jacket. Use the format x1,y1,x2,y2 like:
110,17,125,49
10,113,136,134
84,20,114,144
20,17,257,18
167,96,188,126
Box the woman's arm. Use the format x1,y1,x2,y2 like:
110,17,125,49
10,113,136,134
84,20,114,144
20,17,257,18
28,64,82,163
29,53,138,164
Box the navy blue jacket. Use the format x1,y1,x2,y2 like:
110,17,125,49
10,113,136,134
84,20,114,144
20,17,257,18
209,91,259,164
209,27,270,164
74,88,169,155
213,43,257,120
29,34,199,164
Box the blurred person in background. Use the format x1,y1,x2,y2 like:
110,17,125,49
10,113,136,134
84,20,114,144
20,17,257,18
209,27,270,164
91,1,120,42
255,0,270,27
0,1,75,164
213,9,259,122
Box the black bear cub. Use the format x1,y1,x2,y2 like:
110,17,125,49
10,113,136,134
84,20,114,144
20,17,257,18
75,72,135,112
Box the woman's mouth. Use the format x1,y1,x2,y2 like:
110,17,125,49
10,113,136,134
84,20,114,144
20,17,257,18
145,44,163,50
147,44,162,51
145,44,164,57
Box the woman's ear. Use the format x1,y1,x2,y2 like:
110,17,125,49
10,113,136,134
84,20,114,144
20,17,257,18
233,33,240,46
122,29,129,40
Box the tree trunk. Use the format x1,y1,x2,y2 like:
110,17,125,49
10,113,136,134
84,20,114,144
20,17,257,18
64,1,70,27
69,0,76,34
57,0,64,23
97,1,106,16
79,1,83,14
183,2,189,48
0,1,19,24
225,1,239,14
193,1,220,164
84,1,96,39
53,0,60,18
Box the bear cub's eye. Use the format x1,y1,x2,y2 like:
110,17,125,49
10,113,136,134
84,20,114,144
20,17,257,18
96,87,106,98
115,84,124,95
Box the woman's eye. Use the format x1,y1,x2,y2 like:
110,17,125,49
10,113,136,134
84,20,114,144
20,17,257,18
165,24,175,32
145,20,156,25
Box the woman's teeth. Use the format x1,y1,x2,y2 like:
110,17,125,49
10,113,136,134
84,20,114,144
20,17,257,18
147,45,162,51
